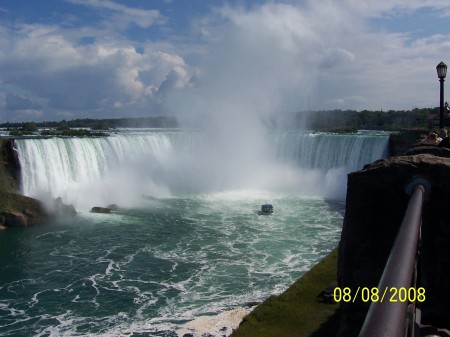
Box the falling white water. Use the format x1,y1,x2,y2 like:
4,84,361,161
275,132,388,171
14,130,389,210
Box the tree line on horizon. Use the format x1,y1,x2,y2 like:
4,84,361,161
299,107,435,131
0,116,178,131
0,108,438,132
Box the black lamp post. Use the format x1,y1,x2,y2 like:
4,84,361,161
437,61,447,128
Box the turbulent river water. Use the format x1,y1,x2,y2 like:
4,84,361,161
0,130,389,336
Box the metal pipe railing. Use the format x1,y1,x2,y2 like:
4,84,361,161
358,184,425,337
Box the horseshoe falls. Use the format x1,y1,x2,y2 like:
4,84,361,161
1,130,389,337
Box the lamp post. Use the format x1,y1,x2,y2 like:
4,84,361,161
436,61,447,129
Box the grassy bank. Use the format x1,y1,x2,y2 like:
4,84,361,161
231,248,340,337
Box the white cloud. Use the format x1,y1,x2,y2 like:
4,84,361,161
167,1,366,124
65,0,165,28
0,21,192,120
2,0,450,122
344,0,450,17
167,0,450,118
325,96,367,108
320,48,356,69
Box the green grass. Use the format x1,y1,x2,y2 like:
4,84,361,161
231,249,340,337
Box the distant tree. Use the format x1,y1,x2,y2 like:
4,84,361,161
57,120,70,130
21,122,38,133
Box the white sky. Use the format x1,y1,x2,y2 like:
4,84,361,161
0,0,450,122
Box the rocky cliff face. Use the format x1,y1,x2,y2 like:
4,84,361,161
338,149,450,336
0,138,21,192
0,138,52,229
0,190,50,228
0,138,77,230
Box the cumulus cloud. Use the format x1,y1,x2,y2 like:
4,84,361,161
0,21,192,120
1,0,450,122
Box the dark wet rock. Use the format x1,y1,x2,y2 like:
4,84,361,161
91,206,111,213
245,301,261,307
54,197,77,217
141,195,157,201
0,190,49,228
2,210,27,227
1,139,50,228
0,138,21,192
107,204,120,211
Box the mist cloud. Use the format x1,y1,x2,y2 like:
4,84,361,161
167,1,362,127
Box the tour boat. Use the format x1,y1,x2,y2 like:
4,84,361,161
260,204,273,215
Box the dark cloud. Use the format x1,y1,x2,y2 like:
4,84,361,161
5,93,41,111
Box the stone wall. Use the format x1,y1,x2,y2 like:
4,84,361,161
388,129,428,156
337,149,450,336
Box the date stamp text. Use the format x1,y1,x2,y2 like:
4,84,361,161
333,287,426,303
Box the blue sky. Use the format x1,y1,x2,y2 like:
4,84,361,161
1,0,450,122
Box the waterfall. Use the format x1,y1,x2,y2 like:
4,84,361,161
275,132,389,171
14,130,389,209
15,132,202,209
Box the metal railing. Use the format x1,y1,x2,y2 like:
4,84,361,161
358,183,425,337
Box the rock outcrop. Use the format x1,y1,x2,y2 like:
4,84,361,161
338,152,450,336
53,197,77,217
0,190,50,227
0,138,77,228
0,193,77,228
405,145,450,158
0,138,21,192
91,206,111,213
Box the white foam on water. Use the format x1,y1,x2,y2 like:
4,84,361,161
177,307,254,337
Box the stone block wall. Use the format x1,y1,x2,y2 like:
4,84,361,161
338,151,450,336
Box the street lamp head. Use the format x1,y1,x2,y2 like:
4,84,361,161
437,61,447,79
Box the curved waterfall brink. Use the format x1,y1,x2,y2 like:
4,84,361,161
275,132,389,171
14,130,389,209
